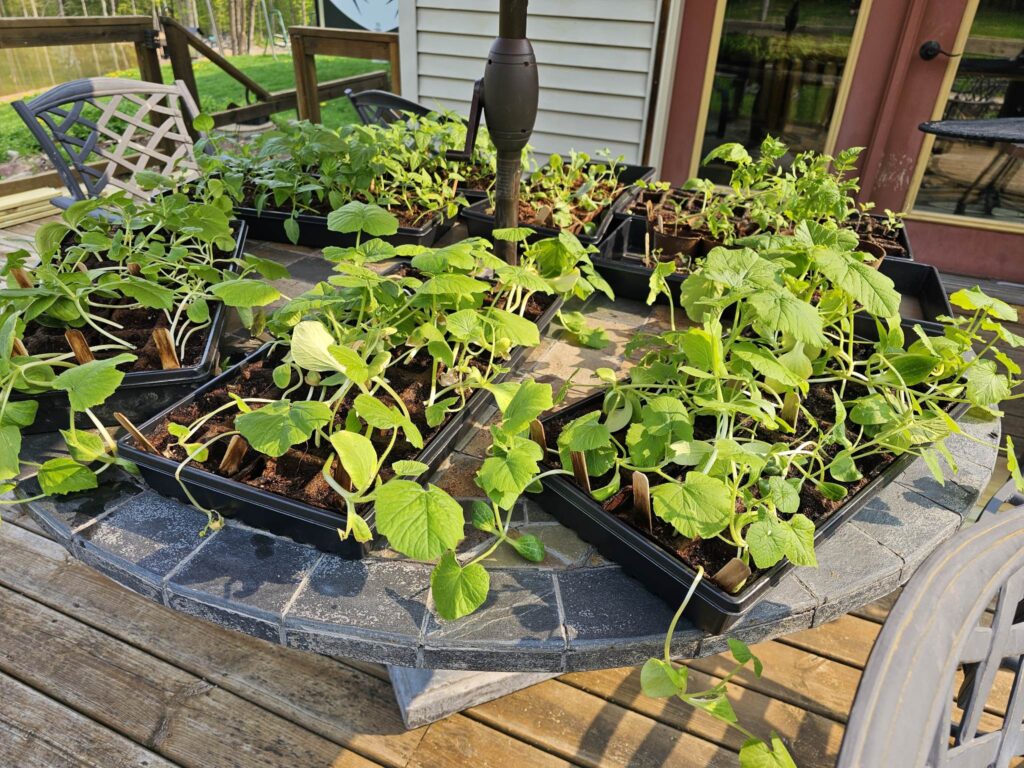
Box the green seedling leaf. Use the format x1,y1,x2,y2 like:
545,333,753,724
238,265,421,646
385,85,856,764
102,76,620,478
651,472,732,539
966,359,1011,406
640,658,687,698
509,533,545,562
0,399,37,429
949,286,1017,321
272,363,292,389
492,226,533,242
53,354,136,412
60,429,108,464
339,511,373,543
785,514,817,567
394,460,430,478
244,255,291,280
828,449,862,483
738,734,798,768
186,298,211,324
431,551,490,621
234,400,332,457
749,287,825,346
814,248,900,317
0,425,21,481
728,638,763,676
210,279,281,308
37,457,97,496
329,430,378,492
291,320,343,373
764,476,800,515
114,277,176,310
746,513,797,569
816,481,848,501
375,480,464,560
499,380,553,435
1008,437,1024,493
557,310,610,349
327,201,399,236
283,216,301,244
471,500,496,532
476,437,543,510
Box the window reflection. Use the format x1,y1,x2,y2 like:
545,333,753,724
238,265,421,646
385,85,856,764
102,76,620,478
700,0,862,183
914,0,1024,222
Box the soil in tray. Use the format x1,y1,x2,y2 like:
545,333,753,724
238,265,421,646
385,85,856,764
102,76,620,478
21,304,209,372
850,215,907,259
544,378,899,594
148,279,554,512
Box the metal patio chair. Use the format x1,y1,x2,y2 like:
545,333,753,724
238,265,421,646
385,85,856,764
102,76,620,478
344,88,435,126
837,506,1024,767
12,77,203,207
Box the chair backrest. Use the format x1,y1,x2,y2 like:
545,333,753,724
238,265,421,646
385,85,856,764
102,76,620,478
838,506,1024,768
13,77,202,203
344,88,435,126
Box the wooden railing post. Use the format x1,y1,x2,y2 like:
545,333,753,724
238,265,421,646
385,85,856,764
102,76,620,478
163,21,199,109
134,26,163,85
290,28,320,123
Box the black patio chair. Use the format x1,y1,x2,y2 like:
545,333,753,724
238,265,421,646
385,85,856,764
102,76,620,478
12,77,204,208
344,88,436,126
837,505,1024,767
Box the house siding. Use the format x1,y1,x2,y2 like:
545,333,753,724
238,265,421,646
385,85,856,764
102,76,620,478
399,0,662,163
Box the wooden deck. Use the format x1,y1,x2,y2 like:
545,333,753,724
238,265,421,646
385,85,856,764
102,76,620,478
0,215,1021,767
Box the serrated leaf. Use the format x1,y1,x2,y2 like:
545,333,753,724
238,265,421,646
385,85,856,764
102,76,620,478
814,248,900,317
783,514,817,567
329,430,378,491
749,288,825,346
431,551,489,620
37,457,97,495
115,277,175,310
949,287,1017,321
375,480,464,560
651,472,732,539
966,359,1011,406
234,400,333,457
746,513,796,569
53,354,136,412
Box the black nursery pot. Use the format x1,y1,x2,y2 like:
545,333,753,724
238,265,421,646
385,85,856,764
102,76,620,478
458,163,655,245
17,220,248,435
234,205,443,250
534,392,969,634
118,298,563,557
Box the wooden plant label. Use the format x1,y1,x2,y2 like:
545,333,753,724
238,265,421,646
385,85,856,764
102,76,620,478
127,263,142,276
64,329,95,364
713,558,752,594
11,338,28,357
529,419,547,451
114,411,159,455
569,450,591,495
218,435,249,474
333,457,354,493
9,268,32,288
632,471,653,533
534,205,554,227
152,327,181,370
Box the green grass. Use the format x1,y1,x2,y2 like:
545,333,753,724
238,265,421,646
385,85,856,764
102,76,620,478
0,53,386,164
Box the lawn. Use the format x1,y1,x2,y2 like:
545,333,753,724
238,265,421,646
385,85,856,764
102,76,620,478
0,53,387,164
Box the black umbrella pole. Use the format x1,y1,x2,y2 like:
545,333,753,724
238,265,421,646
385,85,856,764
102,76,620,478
493,152,523,265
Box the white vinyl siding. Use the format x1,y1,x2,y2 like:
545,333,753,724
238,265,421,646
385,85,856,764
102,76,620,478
399,0,662,163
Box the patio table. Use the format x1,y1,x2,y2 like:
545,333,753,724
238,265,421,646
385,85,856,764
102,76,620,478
13,238,1001,726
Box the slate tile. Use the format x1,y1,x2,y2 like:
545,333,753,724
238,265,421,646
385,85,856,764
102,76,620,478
794,524,903,626
422,569,564,670
894,457,981,516
852,489,963,577
73,491,212,601
18,472,141,549
166,524,321,642
284,556,431,667
558,566,698,671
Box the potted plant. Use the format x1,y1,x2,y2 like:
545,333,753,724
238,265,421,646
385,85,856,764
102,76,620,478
117,206,612,554
0,187,283,501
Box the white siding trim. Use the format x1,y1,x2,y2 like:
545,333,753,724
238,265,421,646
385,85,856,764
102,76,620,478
398,0,419,101
646,0,685,173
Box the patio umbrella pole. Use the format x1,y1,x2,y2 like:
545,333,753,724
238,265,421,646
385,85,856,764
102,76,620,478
486,0,537,265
